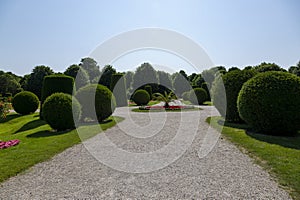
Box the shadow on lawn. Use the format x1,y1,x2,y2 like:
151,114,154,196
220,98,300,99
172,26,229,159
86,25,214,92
219,119,300,150
15,119,47,133
26,130,71,138
0,114,21,123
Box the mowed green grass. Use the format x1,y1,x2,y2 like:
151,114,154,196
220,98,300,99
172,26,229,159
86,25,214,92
0,113,123,183
207,116,300,200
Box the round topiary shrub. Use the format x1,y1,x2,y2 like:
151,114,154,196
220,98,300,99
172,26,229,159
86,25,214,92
212,70,257,122
75,84,116,122
40,74,74,119
132,89,150,106
238,71,300,135
189,88,207,105
42,93,81,131
12,91,39,115
181,91,191,101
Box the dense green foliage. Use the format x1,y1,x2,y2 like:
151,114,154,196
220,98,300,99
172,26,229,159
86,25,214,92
189,88,207,105
42,93,81,131
0,73,22,96
157,70,173,90
132,63,158,90
79,57,101,83
99,65,117,89
144,85,152,99
201,82,210,101
238,71,300,135
64,64,90,90
12,91,39,115
110,74,127,107
75,84,116,122
173,72,192,97
213,70,257,122
26,65,54,99
254,62,285,73
132,89,150,106
181,90,191,101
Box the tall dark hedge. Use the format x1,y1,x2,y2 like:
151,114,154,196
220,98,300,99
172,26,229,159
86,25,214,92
144,85,152,99
212,69,257,122
75,84,116,122
110,74,127,107
40,74,74,118
238,71,300,135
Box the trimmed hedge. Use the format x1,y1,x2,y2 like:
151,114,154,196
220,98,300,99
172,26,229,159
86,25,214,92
144,85,152,99
182,91,191,101
75,84,116,122
40,74,74,118
110,74,128,107
238,71,300,135
42,93,81,131
132,89,150,106
12,91,39,115
212,70,257,122
201,82,210,101
189,88,207,105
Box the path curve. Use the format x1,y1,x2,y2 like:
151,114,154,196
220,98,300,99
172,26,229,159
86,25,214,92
0,106,291,199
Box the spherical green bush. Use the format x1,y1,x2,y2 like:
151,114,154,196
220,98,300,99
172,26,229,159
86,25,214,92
132,89,150,106
189,88,207,105
42,93,81,131
212,70,257,122
238,71,300,135
182,91,191,101
75,84,116,122
12,91,39,115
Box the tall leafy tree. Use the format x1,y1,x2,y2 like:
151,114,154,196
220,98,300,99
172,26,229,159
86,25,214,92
98,65,117,89
288,61,300,76
179,70,188,81
173,72,191,97
27,65,54,99
202,66,226,89
64,64,90,90
79,57,101,83
254,62,285,72
157,70,172,90
132,63,158,90
0,73,22,95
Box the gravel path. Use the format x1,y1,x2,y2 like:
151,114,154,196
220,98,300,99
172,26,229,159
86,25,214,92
0,106,291,199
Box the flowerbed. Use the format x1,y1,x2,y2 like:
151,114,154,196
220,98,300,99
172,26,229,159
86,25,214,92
0,139,20,149
0,97,12,119
139,105,195,110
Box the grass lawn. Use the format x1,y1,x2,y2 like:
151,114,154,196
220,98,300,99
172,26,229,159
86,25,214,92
0,113,123,183
128,100,160,107
207,116,300,200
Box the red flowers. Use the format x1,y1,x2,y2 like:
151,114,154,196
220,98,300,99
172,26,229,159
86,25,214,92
0,140,20,149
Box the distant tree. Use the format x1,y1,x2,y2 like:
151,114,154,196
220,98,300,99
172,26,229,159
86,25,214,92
288,61,300,76
254,62,285,73
179,70,188,81
192,74,204,87
19,74,30,90
0,73,22,95
157,70,172,90
64,64,90,90
98,65,117,89
124,71,134,90
243,66,253,70
202,67,225,89
188,73,197,83
132,63,158,90
173,72,192,97
79,57,101,83
27,65,54,99
228,67,241,72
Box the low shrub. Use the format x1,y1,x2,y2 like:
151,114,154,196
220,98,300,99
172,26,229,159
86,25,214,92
12,91,39,115
42,93,81,131
75,84,116,122
189,88,207,105
182,91,191,101
238,71,300,135
132,89,150,106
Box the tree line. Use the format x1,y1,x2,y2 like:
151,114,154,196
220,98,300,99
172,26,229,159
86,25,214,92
1,57,300,100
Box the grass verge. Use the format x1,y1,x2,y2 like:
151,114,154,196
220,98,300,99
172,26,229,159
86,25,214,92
0,113,123,183
207,116,300,200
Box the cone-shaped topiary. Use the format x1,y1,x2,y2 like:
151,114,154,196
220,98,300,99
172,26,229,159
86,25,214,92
132,89,150,106
75,84,116,122
238,71,300,135
42,93,81,131
12,91,39,115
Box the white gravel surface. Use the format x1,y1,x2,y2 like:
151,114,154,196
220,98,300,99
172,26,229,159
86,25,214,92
0,106,291,199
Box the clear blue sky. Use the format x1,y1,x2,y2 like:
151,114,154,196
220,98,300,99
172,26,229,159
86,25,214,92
0,0,300,75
